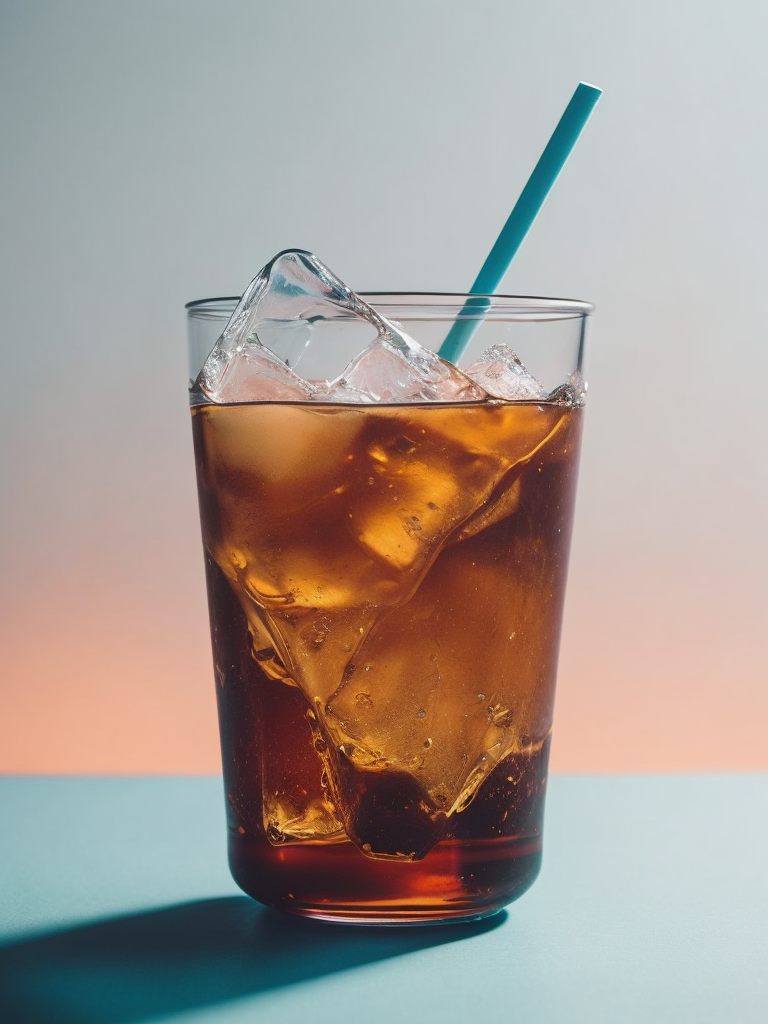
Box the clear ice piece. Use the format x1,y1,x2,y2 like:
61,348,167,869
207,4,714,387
203,343,317,403
464,343,547,401
221,249,384,364
194,249,486,405
197,249,371,401
322,336,486,404
547,370,587,407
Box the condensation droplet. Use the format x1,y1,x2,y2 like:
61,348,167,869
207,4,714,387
404,515,422,534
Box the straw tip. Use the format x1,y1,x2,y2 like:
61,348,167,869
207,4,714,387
576,82,603,98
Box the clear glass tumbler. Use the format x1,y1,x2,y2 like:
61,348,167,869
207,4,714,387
187,294,592,924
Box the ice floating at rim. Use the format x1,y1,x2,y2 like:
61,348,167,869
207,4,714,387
464,343,547,401
318,335,486,404
201,340,318,404
193,249,582,406
195,250,485,405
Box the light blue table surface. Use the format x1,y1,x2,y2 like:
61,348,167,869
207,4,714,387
1,775,766,1023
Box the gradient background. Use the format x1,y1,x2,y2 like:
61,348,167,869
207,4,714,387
1,0,766,774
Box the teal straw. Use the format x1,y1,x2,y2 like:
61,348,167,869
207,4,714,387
438,82,602,364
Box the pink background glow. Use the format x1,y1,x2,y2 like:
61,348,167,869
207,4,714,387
2,0,766,774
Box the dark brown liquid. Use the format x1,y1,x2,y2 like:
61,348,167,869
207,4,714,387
193,400,582,922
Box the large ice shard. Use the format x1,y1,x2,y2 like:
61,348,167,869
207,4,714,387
194,249,484,405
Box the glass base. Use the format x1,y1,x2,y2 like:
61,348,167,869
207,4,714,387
229,832,542,926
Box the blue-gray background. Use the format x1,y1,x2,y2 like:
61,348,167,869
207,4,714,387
1,0,766,771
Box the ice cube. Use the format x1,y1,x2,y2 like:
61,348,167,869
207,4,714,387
194,249,487,405
547,370,587,407
201,342,316,403
322,336,486,404
465,343,547,401
232,249,380,335
322,514,560,846
196,250,402,402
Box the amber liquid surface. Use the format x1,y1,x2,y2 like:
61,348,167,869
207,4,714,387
192,399,582,922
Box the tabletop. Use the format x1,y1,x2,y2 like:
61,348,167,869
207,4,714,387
1,775,766,1023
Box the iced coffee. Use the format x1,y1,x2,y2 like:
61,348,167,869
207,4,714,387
189,250,589,923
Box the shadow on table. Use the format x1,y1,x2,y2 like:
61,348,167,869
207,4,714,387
0,896,505,1023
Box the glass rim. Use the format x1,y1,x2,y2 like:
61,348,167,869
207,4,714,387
185,292,595,320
